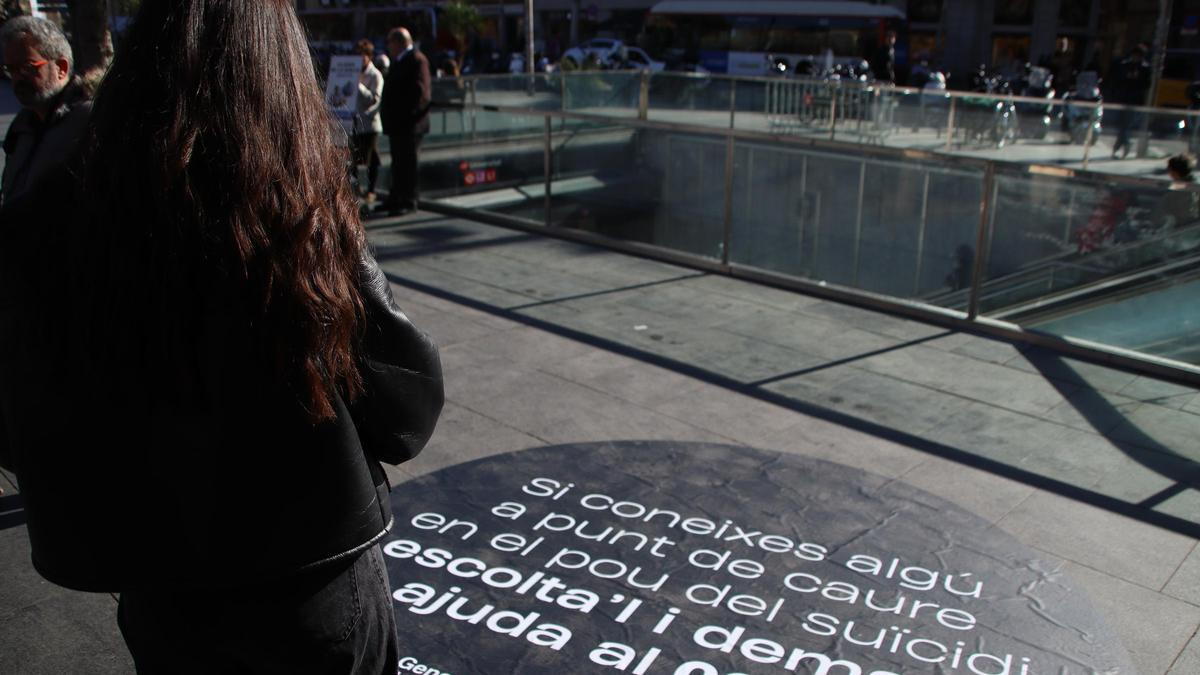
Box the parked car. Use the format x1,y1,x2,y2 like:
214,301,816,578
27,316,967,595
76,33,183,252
561,38,665,72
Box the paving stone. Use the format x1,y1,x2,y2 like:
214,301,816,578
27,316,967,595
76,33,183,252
1155,393,1200,411
651,382,807,448
620,282,790,327
1120,376,1200,404
897,455,1037,524
1163,542,1200,606
567,361,708,408
0,528,58,621
923,330,1030,365
385,261,536,308
1089,453,1200,516
454,325,596,371
1107,403,1200,464
391,402,545,480
679,273,826,313
925,402,1125,485
481,237,688,287
1037,387,1144,435
1167,628,1200,674
1157,487,1200,525
1000,491,1196,590
797,299,951,341
766,364,972,437
395,305,506,348
525,303,825,383
754,417,931,479
467,369,731,447
390,283,521,332
415,249,610,305
533,348,645,383
0,469,16,495
853,343,1078,416
1004,347,1141,394
1185,395,1200,416
711,311,900,364
1009,432,1147,494
1060,560,1200,675
0,591,132,675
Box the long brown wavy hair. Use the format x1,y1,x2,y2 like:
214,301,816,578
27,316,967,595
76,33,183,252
85,0,366,422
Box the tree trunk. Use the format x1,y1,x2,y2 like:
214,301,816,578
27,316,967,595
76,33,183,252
68,0,113,95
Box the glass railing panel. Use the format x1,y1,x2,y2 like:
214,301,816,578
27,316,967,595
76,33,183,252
1094,106,1199,167
646,73,733,129
730,77,767,133
978,169,1200,365
947,95,1095,166
470,73,562,110
421,110,550,224
728,141,984,305
548,126,724,260
757,78,840,140
561,71,641,116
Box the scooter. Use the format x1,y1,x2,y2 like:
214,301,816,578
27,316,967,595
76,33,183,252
1060,70,1103,145
918,70,950,131
960,65,1018,148
1013,65,1056,139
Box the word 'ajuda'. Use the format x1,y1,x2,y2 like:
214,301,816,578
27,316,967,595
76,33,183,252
392,582,572,651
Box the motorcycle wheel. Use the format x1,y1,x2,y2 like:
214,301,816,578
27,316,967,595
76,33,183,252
994,116,1018,148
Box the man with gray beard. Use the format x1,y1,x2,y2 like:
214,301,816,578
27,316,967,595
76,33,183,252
0,16,90,207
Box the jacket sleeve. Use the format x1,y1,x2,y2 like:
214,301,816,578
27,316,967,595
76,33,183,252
358,69,383,120
416,55,432,116
0,413,10,472
349,251,444,465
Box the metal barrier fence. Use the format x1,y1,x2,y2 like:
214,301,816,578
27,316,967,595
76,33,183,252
428,71,1200,176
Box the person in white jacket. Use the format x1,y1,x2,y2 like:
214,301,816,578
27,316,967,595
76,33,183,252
353,39,385,202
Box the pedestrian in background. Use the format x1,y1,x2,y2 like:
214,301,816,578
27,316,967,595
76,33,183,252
0,15,90,207
377,26,431,217
353,38,385,204
0,1,443,673
1109,43,1151,159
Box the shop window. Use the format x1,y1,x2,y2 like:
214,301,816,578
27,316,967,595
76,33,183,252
992,34,1031,73
907,0,941,23
995,1,1033,25
1059,0,1092,27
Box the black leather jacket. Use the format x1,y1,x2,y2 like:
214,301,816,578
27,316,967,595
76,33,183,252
0,180,443,592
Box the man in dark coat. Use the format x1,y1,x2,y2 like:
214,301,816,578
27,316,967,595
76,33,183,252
377,27,431,216
1109,44,1151,159
0,16,91,208
872,30,897,84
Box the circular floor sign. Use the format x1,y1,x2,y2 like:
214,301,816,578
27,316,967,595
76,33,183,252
383,441,1134,674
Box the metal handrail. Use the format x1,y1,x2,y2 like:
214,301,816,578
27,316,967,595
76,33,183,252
438,97,1200,197
444,70,1200,117
419,90,1200,382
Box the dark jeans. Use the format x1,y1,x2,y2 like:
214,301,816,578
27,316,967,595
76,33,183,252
117,546,398,675
386,132,422,208
352,132,381,194
1112,108,1143,155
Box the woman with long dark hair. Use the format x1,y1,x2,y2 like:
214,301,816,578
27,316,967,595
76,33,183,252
0,1,443,672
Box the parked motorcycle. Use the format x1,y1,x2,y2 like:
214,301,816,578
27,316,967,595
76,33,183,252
1060,70,1103,145
918,70,950,131
1012,65,1056,139
960,65,1018,148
